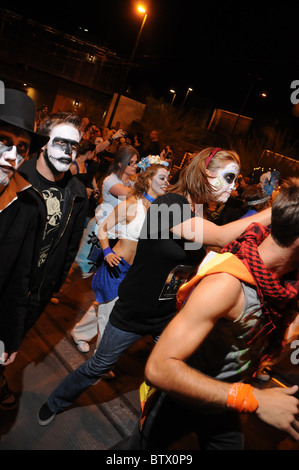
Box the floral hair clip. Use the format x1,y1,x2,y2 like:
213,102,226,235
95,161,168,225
137,155,169,172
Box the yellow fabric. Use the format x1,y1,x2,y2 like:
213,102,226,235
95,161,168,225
177,252,255,310
139,381,159,429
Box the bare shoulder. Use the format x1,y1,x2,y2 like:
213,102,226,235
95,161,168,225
187,272,245,321
126,195,138,205
199,271,244,292
115,195,136,212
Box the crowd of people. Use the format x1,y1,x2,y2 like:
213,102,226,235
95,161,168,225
1,89,299,450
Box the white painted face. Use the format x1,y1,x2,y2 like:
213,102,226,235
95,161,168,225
45,124,80,173
0,128,30,187
207,161,240,203
149,168,169,197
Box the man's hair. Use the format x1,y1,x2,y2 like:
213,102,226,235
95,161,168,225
38,112,82,138
271,177,299,247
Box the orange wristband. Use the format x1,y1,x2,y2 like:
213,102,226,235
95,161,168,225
227,383,258,413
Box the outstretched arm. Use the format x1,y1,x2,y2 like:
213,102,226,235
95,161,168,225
171,207,271,247
95,129,127,154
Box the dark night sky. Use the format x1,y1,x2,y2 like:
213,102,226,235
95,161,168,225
2,1,299,127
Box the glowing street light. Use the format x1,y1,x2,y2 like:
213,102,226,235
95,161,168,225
130,5,147,65
137,5,146,13
108,4,148,127
183,87,193,106
170,89,176,105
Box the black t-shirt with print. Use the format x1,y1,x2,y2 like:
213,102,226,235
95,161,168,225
110,193,206,336
34,172,67,279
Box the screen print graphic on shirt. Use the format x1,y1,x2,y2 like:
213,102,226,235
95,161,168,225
38,186,64,268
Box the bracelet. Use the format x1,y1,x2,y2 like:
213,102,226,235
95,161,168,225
108,136,114,144
227,383,258,413
103,247,114,259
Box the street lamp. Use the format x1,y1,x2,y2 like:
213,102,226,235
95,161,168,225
170,89,176,105
129,6,148,67
182,87,193,106
108,5,148,127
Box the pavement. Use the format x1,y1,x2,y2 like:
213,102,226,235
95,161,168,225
0,268,153,450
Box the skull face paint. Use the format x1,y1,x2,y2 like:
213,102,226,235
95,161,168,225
149,168,169,197
207,162,240,203
44,124,80,174
0,129,30,187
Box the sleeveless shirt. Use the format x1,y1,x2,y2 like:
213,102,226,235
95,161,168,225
118,198,147,242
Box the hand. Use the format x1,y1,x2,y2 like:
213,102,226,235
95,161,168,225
113,129,126,140
254,386,299,440
86,188,93,198
1,351,18,365
105,251,123,267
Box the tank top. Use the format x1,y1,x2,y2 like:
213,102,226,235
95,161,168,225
118,198,146,242
188,282,265,382
183,252,267,383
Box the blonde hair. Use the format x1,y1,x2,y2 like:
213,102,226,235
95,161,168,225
170,147,240,205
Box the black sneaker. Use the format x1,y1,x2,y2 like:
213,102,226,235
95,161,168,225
38,402,56,426
0,376,18,411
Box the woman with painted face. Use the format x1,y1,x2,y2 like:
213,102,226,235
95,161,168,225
38,148,271,426
71,161,169,353
76,163,169,353
70,146,140,351
74,145,139,279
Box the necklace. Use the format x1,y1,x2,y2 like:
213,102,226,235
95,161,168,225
143,192,156,203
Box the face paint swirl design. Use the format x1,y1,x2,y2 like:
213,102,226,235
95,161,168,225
207,162,240,203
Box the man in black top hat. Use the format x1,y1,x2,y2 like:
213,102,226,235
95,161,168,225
0,88,49,410
0,92,88,411
0,88,49,192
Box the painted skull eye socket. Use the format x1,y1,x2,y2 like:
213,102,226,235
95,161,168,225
53,138,79,154
0,136,29,158
223,172,237,184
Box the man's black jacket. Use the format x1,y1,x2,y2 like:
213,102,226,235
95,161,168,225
18,155,88,331
0,156,88,353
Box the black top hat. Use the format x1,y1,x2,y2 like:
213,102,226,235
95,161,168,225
0,88,49,153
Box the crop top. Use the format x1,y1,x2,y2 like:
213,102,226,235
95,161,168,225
118,198,146,242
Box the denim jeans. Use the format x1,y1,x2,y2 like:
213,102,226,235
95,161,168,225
48,321,154,413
